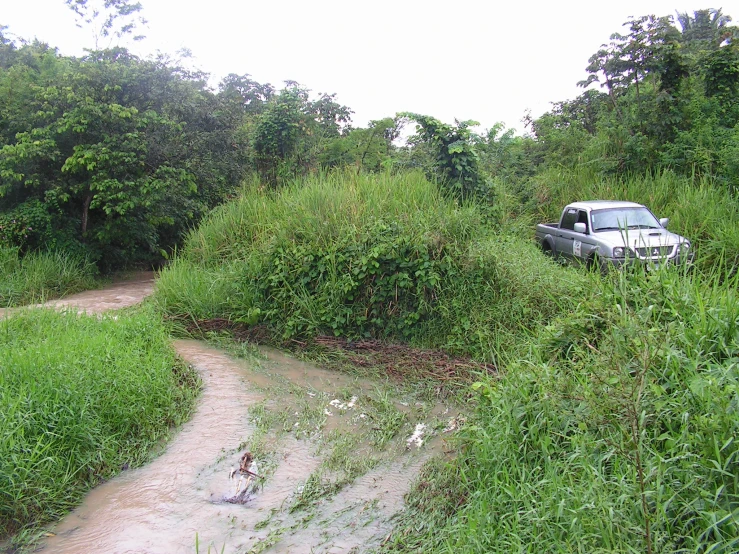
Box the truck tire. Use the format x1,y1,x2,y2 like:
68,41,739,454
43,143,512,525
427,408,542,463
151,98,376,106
541,242,553,257
587,255,607,275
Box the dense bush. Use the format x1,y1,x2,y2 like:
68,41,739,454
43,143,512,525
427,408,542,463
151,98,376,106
0,307,200,538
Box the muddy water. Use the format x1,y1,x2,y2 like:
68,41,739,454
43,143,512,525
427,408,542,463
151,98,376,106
29,276,452,553
39,341,449,554
0,272,155,320
45,271,156,313
41,342,264,554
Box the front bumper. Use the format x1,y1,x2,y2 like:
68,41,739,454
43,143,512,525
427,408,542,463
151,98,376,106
604,252,694,269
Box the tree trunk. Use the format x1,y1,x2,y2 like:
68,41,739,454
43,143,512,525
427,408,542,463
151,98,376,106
81,194,92,239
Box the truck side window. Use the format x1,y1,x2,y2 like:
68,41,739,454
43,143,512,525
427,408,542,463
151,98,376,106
561,208,577,230
577,210,589,233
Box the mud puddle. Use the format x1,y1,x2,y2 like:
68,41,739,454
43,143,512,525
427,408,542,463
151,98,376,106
40,340,459,553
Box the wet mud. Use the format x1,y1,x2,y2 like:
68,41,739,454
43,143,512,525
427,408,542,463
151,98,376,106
39,340,456,554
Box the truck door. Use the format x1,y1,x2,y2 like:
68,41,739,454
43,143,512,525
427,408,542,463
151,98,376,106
555,207,578,260
575,209,597,264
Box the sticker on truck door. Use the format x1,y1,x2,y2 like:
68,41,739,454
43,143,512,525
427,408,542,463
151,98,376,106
573,240,582,257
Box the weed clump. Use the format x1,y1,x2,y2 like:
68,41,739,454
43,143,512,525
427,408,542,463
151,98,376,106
0,246,98,307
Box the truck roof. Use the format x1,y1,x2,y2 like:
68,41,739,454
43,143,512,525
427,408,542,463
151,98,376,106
567,200,644,210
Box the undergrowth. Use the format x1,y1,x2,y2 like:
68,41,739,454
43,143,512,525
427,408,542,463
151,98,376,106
383,266,739,553
0,305,201,541
0,246,98,307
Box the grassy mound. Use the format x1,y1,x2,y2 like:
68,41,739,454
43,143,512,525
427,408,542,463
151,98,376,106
0,246,98,307
156,170,584,363
0,306,200,540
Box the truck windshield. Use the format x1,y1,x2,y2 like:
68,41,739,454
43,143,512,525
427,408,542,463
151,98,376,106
591,207,660,232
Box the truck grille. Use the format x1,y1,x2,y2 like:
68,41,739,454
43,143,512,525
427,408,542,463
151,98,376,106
635,245,674,258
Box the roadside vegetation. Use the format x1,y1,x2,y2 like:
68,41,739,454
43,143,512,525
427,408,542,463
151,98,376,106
0,246,97,307
156,167,739,552
384,267,739,553
0,306,200,542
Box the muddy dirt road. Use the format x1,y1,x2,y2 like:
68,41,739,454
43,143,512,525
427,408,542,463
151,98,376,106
0,272,156,319
44,271,156,313
32,278,455,553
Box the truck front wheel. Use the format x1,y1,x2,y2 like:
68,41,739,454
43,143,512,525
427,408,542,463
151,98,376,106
587,255,608,275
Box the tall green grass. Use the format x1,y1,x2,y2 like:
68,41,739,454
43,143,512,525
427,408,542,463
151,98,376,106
0,306,201,539
529,167,739,274
156,170,583,363
0,246,98,307
180,170,477,265
386,266,739,553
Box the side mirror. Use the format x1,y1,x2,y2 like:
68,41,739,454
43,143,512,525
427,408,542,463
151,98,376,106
659,217,669,228
573,222,587,234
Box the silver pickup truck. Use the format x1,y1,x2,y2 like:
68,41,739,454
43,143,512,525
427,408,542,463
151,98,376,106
535,201,693,270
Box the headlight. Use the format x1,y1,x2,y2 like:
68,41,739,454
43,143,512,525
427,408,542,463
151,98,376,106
613,247,626,258
679,241,690,253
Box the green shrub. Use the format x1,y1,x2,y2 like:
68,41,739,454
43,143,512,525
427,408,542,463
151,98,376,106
0,306,200,538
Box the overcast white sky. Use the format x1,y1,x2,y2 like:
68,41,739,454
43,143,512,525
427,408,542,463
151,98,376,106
2,1,734,134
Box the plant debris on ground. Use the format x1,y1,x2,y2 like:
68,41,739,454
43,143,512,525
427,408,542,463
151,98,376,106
182,317,495,387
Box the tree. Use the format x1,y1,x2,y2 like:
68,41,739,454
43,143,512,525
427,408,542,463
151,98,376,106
580,15,679,125
320,117,399,172
677,8,734,49
250,83,354,186
65,0,147,49
309,93,353,139
0,51,198,264
0,41,256,267
218,73,274,115
539,9,739,184
399,113,488,200
250,85,311,185
704,43,739,126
